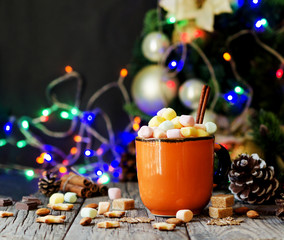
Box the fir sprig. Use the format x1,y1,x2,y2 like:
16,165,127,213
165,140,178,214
250,109,284,156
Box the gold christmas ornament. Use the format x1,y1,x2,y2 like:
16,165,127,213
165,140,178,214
141,32,170,62
230,139,264,160
131,65,179,115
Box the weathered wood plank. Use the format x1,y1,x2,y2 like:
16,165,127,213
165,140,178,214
186,202,284,240
187,214,284,240
64,182,189,240
0,192,84,240
126,182,190,240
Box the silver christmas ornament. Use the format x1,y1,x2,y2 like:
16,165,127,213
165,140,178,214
141,32,170,62
131,65,178,116
179,78,205,110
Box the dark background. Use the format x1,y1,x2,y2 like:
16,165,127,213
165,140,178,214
0,0,156,167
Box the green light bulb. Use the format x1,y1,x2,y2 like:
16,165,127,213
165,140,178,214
167,16,176,24
60,111,69,119
71,107,79,115
0,139,7,147
21,120,29,129
234,86,244,95
78,167,87,174
25,169,34,177
17,140,27,148
42,109,50,116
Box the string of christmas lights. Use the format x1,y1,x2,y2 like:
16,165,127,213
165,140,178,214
0,67,140,183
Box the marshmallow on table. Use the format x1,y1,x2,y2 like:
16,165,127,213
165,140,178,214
148,116,166,127
108,188,121,200
64,192,77,203
49,193,64,204
157,108,167,117
161,108,177,120
171,117,183,129
159,120,174,132
138,126,153,138
205,122,217,134
180,127,197,137
196,129,209,137
153,128,167,138
81,207,97,218
98,202,111,215
167,129,182,139
176,209,193,223
179,115,195,127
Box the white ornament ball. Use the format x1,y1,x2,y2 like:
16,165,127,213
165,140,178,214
141,32,170,62
178,79,205,110
131,65,178,116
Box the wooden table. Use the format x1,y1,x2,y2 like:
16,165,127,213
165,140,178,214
0,182,283,240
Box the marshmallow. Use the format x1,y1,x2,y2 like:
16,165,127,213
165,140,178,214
179,115,195,127
167,129,182,138
138,126,153,138
49,193,64,205
108,188,121,200
157,108,167,117
171,117,183,129
194,124,206,130
176,209,193,223
205,122,217,134
148,116,166,127
161,108,177,120
180,127,197,137
98,202,110,215
196,129,209,137
153,128,167,138
159,120,174,132
64,192,77,203
81,207,97,218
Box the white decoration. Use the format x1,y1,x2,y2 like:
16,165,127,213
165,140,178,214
159,0,232,32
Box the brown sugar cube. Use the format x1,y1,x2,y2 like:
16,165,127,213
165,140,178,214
209,206,233,219
210,194,234,208
97,202,110,215
112,198,135,210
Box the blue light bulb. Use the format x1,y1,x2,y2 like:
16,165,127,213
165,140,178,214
84,149,94,157
4,122,12,133
168,60,177,70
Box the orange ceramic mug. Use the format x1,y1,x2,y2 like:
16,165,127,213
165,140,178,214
136,136,230,216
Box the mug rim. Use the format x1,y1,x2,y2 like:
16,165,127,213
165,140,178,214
135,136,214,142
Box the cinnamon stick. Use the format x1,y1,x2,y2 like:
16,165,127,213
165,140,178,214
199,86,210,124
196,85,208,124
60,182,86,198
90,183,99,193
61,172,92,187
196,85,210,124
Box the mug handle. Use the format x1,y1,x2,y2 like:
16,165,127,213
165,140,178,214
213,143,231,185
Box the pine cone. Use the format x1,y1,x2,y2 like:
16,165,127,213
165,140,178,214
38,172,61,197
120,140,137,182
229,153,279,204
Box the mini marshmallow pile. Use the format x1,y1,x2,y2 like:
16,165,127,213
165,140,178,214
138,107,217,139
